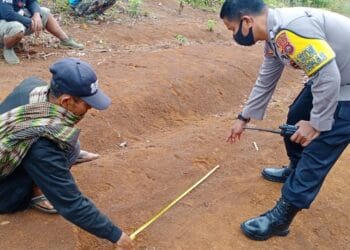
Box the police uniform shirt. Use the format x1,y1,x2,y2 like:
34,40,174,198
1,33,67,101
242,7,350,131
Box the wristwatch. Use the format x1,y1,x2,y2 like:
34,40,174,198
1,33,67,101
237,113,250,123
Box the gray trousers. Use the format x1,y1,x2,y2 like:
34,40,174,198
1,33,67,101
0,7,50,43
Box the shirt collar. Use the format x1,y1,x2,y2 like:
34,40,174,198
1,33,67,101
267,8,280,42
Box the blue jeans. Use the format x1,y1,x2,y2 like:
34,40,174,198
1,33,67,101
282,83,350,208
67,140,81,167
0,140,80,213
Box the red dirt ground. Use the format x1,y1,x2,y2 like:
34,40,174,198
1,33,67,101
1,1,350,249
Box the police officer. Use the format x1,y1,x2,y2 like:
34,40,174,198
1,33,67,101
220,0,350,241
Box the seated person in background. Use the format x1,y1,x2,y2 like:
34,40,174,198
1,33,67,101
0,58,133,249
69,0,117,17
0,0,84,65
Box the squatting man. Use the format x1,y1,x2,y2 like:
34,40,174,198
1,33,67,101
0,58,134,249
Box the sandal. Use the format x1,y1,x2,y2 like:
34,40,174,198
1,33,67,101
3,48,20,64
30,195,57,214
75,150,100,164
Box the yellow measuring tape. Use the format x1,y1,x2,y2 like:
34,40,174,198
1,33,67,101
130,164,221,240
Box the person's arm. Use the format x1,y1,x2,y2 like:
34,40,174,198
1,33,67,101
288,61,339,146
226,46,284,143
282,15,340,132
25,0,41,15
241,46,285,120
21,138,123,243
309,60,340,131
25,0,42,35
0,2,32,28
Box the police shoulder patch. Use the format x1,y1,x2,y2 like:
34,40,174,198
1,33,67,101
275,29,335,76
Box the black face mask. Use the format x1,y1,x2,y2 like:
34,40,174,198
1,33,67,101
233,19,255,46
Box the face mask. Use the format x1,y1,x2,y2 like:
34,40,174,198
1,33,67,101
233,19,255,46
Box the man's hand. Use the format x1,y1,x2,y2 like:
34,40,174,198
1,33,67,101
31,13,43,36
290,120,320,147
226,119,246,143
115,232,134,250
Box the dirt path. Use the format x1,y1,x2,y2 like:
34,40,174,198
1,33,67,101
1,1,350,249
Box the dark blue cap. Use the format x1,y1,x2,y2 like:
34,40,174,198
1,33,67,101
49,57,111,110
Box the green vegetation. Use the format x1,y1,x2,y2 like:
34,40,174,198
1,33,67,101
47,0,349,18
332,1,350,16
181,0,349,16
265,0,350,16
51,0,70,12
128,0,143,17
175,34,188,45
48,0,144,17
265,0,330,8
207,19,217,31
181,0,224,11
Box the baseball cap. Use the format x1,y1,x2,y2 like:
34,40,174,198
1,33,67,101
49,57,111,110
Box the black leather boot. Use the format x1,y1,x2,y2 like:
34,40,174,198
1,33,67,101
261,162,295,183
241,198,300,241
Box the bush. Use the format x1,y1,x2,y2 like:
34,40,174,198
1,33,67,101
52,0,70,12
265,0,350,16
265,0,338,9
175,34,188,45
128,0,143,17
207,19,217,31
182,0,224,10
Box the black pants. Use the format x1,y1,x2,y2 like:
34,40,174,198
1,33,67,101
0,141,80,213
282,81,350,208
283,81,313,167
0,166,33,213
